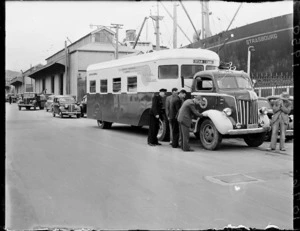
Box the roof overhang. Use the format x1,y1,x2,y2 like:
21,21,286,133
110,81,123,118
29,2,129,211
28,62,65,79
10,77,23,86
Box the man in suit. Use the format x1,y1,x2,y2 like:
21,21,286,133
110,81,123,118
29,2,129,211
165,88,178,145
148,88,167,146
169,89,187,148
177,95,203,152
267,92,292,151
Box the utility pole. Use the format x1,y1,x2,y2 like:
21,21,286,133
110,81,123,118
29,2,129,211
111,23,123,59
247,46,255,77
150,2,163,51
201,1,204,40
65,40,69,94
173,2,178,49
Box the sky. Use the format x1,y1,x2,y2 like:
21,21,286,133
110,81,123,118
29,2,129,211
5,1,293,72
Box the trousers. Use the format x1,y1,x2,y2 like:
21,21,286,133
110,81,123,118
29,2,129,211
148,114,159,144
270,118,287,150
179,122,190,151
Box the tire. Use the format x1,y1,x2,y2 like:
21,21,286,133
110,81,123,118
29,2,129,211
97,120,112,129
77,114,80,118
194,132,200,139
59,110,63,118
53,111,55,117
18,106,21,111
26,106,30,110
200,119,222,150
34,106,36,110
244,132,266,147
157,115,170,141
81,113,84,117
46,108,49,112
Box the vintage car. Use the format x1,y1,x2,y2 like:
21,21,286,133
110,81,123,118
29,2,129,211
6,93,17,103
266,95,293,140
44,94,56,112
187,68,270,150
18,92,45,110
52,95,81,118
79,95,87,117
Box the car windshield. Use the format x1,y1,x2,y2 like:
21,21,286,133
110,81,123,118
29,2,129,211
59,97,76,103
216,74,253,90
23,93,36,98
258,99,271,109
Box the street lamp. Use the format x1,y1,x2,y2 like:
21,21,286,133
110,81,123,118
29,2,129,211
247,46,255,76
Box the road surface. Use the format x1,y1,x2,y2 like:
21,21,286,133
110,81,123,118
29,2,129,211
5,102,293,230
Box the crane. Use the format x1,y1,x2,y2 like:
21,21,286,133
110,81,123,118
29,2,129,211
133,17,149,49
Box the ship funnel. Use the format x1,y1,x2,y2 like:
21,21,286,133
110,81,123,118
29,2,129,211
125,29,137,41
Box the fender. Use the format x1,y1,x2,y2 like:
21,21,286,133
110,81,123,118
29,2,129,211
258,114,270,128
195,109,234,135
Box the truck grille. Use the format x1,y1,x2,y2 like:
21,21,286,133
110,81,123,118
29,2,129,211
237,100,258,125
68,104,75,112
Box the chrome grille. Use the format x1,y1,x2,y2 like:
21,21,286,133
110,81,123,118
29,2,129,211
68,104,75,112
238,100,258,125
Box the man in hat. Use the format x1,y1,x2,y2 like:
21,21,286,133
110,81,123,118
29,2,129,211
165,88,178,145
267,92,292,151
169,89,187,148
148,88,167,146
177,95,203,151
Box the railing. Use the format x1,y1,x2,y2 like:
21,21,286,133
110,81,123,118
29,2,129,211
254,85,294,97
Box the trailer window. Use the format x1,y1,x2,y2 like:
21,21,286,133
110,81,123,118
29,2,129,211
100,79,107,93
181,65,204,79
158,65,178,79
127,76,137,92
90,80,96,93
113,78,121,93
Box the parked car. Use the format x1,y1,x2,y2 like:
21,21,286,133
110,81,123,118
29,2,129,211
79,95,87,117
52,95,81,118
44,94,56,112
257,97,275,141
266,95,293,140
18,92,45,110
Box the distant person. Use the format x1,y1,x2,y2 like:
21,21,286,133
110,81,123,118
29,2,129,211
169,89,187,148
9,95,12,104
165,88,178,145
177,95,203,152
147,88,167,146
267,92,292,152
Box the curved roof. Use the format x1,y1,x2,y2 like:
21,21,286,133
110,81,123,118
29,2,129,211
87,48,219,72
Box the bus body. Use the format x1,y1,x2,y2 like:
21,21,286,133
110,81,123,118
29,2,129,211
86,48,220,140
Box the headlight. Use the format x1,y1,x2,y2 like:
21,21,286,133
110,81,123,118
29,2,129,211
64,104,69,109
259,107,267,115
236,122,242,129
223,108,232,116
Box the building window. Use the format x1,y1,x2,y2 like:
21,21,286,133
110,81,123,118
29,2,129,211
100,79,107,93
181,65,204,79
51,76,55,93
158,65,178,79
90,80,96,93
113,78,121,93
127,76,137,92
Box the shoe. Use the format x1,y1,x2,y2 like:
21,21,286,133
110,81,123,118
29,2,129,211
169,142,172,145
266,147,275,151
148,143,156,146
280,148,286,151
155,142,162,145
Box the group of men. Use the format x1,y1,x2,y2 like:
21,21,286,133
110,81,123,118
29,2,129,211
147,88,203,152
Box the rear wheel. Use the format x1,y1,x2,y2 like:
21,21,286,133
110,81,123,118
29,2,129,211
97,120,112,129
26,106,30,110
244,132,266,147
200,119,222,150
157,115,170,141
77,114,80,118
18,106,21,111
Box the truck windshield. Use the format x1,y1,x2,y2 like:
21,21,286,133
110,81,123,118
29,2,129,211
216,75,252,90
24,93,36,98
59,97,76,103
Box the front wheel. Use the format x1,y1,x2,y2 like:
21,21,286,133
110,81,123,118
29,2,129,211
244,132,266,147
97,120,112,129
200,119,222,150
18,106,21,111
59,110,63,118
77,114,80,118
53,111,55,117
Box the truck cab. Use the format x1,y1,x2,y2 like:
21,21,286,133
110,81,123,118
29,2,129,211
190,69,270,150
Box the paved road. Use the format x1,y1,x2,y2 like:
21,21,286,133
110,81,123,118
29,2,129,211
5,102,293,230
